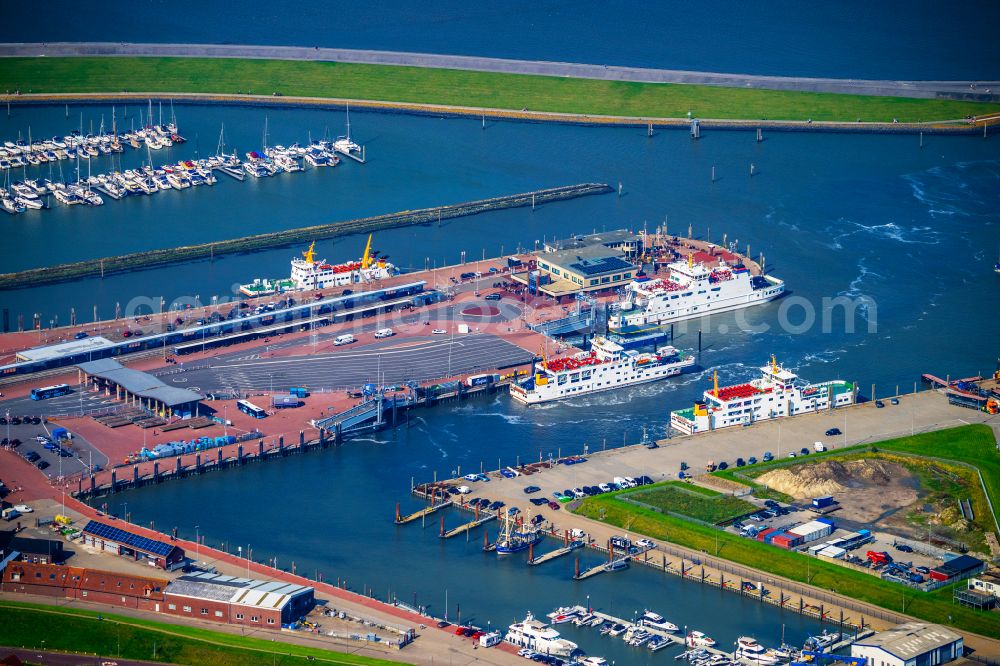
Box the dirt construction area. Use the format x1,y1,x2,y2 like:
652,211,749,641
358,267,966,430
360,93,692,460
756,458,920,524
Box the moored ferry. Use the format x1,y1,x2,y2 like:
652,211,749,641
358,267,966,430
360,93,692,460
609,254,785,335
238,235,397,296
670,358,856,435
510,337,695,405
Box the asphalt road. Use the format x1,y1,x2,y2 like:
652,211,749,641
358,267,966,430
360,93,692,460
161,334,534,393
0,646,160,666
4,42,998,101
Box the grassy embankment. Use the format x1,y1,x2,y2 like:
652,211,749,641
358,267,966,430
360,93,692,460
0,600,399,665
1,57,998,123
574,424,1000,638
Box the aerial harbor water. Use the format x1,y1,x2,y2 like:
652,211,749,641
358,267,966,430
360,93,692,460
1,12,999,660
3,0,1000,80
2,103,998,393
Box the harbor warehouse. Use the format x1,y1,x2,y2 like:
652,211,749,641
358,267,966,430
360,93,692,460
81,520,185,570
851,623,963,666
162,572,314,627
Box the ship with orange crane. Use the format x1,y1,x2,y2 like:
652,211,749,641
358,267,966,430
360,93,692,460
239,234,397,296
669,357,856,435
509,336,695,405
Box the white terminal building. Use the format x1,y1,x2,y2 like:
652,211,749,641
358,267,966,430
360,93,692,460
851,623,963,666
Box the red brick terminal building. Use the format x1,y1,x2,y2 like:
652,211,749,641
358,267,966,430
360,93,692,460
1,560,166,611
161,571,315,628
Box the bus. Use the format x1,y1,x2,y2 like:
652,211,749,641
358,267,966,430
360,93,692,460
236,399,267,419
31,384,72,400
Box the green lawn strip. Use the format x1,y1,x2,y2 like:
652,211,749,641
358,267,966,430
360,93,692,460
0,600,399,666
572,496,998,637
623,482,757,524
1,57,997,123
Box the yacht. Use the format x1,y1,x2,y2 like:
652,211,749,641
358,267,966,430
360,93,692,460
505,612,578,658
166,172,191,190
16,196,43,210
686,631,717,648
640,610,679,632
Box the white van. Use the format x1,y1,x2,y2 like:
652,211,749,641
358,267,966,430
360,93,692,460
334,334,355,346
374,328,394,339
814,441,826,452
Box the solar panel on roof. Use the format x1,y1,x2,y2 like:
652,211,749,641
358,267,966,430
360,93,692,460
568,256,634,276
83,520,174,557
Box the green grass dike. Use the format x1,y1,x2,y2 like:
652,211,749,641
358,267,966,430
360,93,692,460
1,57,998,123
0,600,401,666
573,424,1000,639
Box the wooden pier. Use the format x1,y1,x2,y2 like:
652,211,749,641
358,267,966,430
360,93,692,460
394,500,453,525
440,512,496,538
528,531,584,566
574,556,630,580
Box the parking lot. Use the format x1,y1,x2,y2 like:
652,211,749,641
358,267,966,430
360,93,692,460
1,410,108,481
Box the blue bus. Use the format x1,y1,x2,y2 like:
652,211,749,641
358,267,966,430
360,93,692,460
236,399,267,419
31,384,72,400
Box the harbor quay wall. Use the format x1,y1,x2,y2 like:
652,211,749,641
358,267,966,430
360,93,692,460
3,93,998,137
0,183,612,291
439,491,899,633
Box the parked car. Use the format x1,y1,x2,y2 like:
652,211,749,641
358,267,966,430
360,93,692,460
800,447,810,456
547,501,560,510
484,293,502,301
890,397,900,405
530,497,548,506
735,457,746,467
762,452,774,462
431,329,447,335
875,400,885,408
825,428,842,436
523,485,541,494
36,460,50,470
747,456,758,465
717,461,729,470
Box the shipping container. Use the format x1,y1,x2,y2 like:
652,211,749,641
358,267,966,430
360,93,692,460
272,395,301,408
466,373,500,387
289,387,309,398
812,495,835,508
818,546,846,559
787,520,834,543
816,517,835,526
756,527,778,542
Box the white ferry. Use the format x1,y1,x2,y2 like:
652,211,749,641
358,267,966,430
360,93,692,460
670,358,856,435
609,254,785,335
238,235,397,296
505,611,578,657
510,337,695,405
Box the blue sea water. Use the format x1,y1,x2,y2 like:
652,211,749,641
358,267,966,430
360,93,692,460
2,0,999,79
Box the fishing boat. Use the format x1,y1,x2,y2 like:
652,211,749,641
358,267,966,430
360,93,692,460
494,510,543,555
504,611,578,658
510,337,695,405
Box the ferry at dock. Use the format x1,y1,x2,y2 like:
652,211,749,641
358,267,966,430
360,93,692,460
238,235,397,296
504,611,578,657
510,337,695,405
609,254,785,335
669,358,856,435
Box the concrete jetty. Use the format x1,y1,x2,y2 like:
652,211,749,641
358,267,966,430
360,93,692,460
440,512,496,539
0,182,612,290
